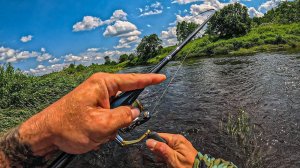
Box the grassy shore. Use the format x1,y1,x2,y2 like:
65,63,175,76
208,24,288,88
0,63,126,133
147,23,300,64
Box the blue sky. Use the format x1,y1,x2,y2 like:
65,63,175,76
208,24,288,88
0,0,282,75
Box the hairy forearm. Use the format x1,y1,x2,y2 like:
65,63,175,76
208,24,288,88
0,111,57,167
0,127,46,167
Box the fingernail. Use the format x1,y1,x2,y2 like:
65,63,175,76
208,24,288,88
131,108,140,119
146,139,157,150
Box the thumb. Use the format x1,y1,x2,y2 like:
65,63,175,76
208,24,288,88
146,139,175,163
107,106,140,131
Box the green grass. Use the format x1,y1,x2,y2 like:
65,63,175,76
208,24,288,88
0,63,125,132
147,23,300,64
221,110,263,168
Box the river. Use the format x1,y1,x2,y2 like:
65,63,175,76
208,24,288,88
69,52,300,168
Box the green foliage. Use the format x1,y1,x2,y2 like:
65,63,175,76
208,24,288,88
136,34,162,63
253,0,300,25
0,63,125,132
119,54,129,63
176,21,198,42
222,110,263,168
207,3,251,38
148,23,300,64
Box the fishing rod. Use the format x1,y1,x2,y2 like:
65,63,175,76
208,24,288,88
48,9,215,168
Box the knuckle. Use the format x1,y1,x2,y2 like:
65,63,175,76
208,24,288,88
174,134,186,142
123,106,132,117
157,144,168,157
89,73,106,82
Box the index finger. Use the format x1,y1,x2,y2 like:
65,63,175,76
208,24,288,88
102,73,166,96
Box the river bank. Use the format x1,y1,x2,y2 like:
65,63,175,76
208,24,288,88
146,23,300,65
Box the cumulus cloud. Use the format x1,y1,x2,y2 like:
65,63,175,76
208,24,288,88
139,1,163,17
73,16,103,32
0,46,40,63
73,9,128,32
48,58,60,64
103,21,138,37
248,7,264,18
103,20,141,49
172,0,202,4
41,47,46,52
28,63,67,76
258,0,283,13
64,54,83,62
20,35,33,43
161,27,178,46
37,53,52,62
114,36,140,49
72,10,140,49
104,10,127,24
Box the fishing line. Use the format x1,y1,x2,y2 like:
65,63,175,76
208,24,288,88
150,13,212,117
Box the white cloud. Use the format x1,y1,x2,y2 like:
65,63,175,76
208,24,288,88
114,36,140,49
161,27,177,46
28,63,67,76
73,16,103,32
110,10,127,21
140,1,163,17
248,7,264,18
73,9,128,32
41,47,46,52
37,53,52,62
103,9,128,25
172,0,201,4
258,0,283,13
147,24,152,27
64,54,83,62
0,46,40,63
20,35,33,43
48,58,60,64
103,21,139,37
87,48,101,52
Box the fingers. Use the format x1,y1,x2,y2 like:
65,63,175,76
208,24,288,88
107,106,140,132
156,133,177,148
146,139,175,162
92,73,166,96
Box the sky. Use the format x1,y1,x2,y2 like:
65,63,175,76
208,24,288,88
0,0,285,75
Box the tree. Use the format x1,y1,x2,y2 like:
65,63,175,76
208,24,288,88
207,3,251,38
119,54,129,63
136,34,162,63
176,21,198,42
128,53,135,61
104,56,111,65
254,0,300,25
76,64,85,71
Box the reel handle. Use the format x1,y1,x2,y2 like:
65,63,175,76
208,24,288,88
148,132,167,144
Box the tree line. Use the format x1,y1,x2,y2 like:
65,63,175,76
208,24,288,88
111,1,299,65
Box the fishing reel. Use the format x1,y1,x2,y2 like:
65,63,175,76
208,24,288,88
115,99,165,146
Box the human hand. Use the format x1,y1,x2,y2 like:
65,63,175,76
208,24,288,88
146,133,198,168
18,73,166,156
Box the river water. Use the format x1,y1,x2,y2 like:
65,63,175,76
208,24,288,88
69,52,300,168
